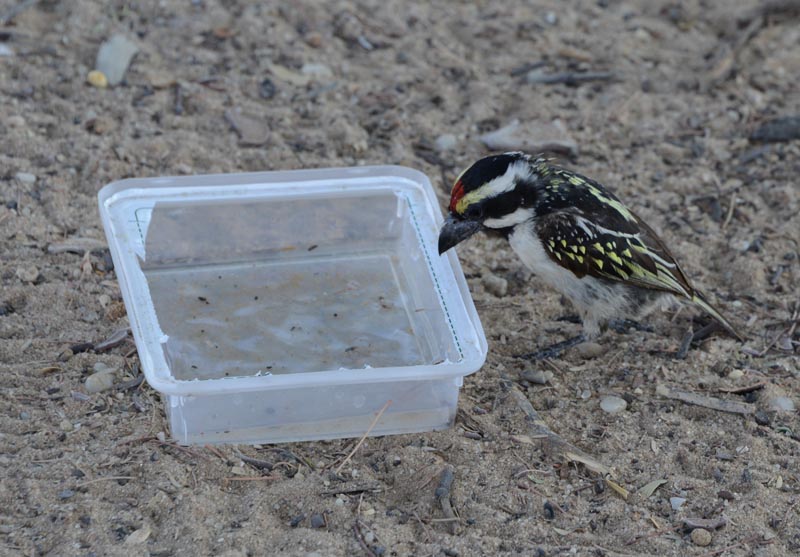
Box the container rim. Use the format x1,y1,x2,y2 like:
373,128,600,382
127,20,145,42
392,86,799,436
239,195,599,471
98,165,488,397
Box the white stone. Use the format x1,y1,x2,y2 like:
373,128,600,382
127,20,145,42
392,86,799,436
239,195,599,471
16,266,39,283
670,497,686,511
15,172,36,185
300,63,333,78
767,397,795,412
85,371,116,393
600,395,627,414
482,273,508,297
434,133,457,152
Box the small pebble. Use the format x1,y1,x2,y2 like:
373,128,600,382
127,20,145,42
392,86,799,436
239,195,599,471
259,78,276,99
300,63,333,78
87,70,108,88
767,397,795,412
304,32,323,48
727,369,744,380
156,431,166,442
364,531,375,543
79,309,99,323
544,12,558,25
16,266,39,283
334,498,345,507
670,496,686,511
690,528,712,546
84,370,116,393
521,369,553,385
59,419,74,432
7,115,26,128
480,118,578,158
718,490,735,501
309,513,325,528
19,411,30,420
482,273,508,297
146,70,176,89
434,133,458,152
754,410,771,426
15,172,36,185
574,341,605,360
600,395,627,414
58,489,74,500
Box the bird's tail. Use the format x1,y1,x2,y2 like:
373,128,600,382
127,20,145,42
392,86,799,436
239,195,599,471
691,292,744,342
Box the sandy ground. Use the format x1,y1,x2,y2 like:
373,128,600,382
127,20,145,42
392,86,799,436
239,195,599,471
2,1,800,555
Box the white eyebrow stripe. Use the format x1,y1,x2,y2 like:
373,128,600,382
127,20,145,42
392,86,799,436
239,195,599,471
483,207,535,229
480,160,532,197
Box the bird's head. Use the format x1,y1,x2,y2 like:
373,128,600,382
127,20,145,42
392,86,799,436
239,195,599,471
438,152,537,255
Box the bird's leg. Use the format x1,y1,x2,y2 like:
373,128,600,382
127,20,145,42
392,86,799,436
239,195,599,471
675,322,719,359
517,334,587,360
607,318,654,334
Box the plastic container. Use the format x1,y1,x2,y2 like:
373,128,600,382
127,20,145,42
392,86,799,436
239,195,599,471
98,165,487,444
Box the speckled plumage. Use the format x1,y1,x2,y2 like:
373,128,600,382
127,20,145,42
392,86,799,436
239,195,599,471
438,152,742,340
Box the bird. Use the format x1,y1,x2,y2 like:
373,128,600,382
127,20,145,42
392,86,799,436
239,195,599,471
438,151,743,345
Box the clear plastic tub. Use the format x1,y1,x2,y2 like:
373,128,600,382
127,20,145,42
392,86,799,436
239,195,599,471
98,166,487,444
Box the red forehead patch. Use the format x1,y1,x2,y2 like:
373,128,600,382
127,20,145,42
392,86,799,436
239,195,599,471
448,180,465,213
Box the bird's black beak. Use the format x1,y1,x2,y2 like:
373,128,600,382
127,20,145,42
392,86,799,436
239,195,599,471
438,215,482,255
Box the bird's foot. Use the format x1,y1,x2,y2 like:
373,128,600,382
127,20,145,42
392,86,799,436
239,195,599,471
607,318,654,334
675,322,719,359
517,334,587,360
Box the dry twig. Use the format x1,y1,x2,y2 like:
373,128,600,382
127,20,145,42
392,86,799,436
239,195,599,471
223,476,278,482
656,385,754,415
527,71,617,85
353,520,377,557
334,400,391,474
435,465,458,534
719,382,766,395
503,381,612,477
758,303,799,356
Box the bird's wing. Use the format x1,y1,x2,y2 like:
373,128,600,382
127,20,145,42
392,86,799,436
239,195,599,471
531,166,742,340
533,204,695,299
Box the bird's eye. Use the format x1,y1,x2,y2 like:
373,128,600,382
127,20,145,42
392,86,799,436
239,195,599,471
465,204,483,220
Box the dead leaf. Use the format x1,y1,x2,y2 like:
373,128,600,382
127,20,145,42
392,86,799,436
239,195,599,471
224,109,270,146
124,525,151,545
637,479,668,498
605,478,629,500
